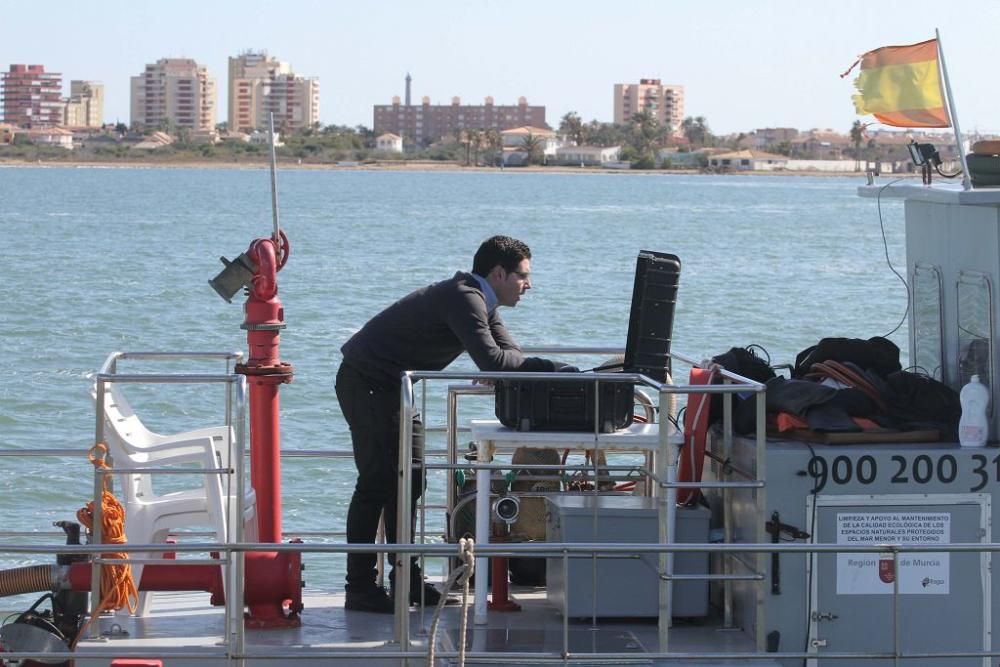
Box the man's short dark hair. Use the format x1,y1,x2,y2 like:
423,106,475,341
472,235,531,276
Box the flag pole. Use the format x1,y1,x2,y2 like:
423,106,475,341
936,28,972,190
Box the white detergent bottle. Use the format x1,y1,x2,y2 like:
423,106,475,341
959,375,990,447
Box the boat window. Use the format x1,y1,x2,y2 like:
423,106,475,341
912,264,944,380
957,271,994,416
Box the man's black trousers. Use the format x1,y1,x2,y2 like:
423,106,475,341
335,362,425,591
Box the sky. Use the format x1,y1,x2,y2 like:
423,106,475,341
3,0,999,136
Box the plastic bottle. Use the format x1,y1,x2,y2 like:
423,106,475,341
959,375,990,448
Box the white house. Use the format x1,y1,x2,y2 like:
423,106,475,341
376,132,403,153
248,130,283,146
28,128,74,150
501,126,559,156
132,131,174,150
707,150,789,171
555,145,621,166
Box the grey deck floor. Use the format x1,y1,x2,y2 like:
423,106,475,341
72,587,774,666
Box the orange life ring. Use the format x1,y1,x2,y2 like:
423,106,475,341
677,368,714,505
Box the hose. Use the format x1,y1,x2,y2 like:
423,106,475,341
0,565,55,597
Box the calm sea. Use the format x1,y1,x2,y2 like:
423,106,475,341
0,166,907,590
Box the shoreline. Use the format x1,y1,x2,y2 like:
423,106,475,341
0,157,871,178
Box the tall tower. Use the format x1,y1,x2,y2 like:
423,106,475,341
130,58,217,131
405,72,411,107
228,51,319,133
613,78,685,134
1,65,64,128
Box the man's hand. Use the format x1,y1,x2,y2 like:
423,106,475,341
473,378,495,387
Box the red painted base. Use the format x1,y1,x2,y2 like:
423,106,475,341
487,555,521,612
488,597,522,612
244,611,302,629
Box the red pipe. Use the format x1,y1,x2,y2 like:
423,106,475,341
248,378,284,543
235,236,297,627
241,238,289,545
68,562,224,605
66,551,302,617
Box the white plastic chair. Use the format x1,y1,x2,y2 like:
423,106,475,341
93,381,257,615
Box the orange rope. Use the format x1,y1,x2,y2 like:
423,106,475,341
76,443,138,617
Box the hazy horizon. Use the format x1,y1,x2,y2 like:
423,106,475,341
2,0,998,136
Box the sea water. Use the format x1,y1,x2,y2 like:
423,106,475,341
0,166,908,590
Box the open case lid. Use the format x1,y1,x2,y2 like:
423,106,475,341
623,250,681,383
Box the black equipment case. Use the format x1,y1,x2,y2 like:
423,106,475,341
495,250,681,433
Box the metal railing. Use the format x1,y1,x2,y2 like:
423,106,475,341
395,348,769,656
6,347,996,664
3,540,1000,664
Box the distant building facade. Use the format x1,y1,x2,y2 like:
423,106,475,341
28,127,74,149
613,78,684,132
555,145,621,166
707,150,790,171
64,81,104,128
228,51,319,133
374,78,546,147
1,65,64,128
130,58,216,131
500,126,560,156
376,132,403,153
752,127,799,150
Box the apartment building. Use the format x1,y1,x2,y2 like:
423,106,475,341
1,64,64,128
130,58,216,131
373,84,546,147
64,81,104,128
613,78,684,132
228,51,319,132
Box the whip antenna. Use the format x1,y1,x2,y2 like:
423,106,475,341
268,112,281,243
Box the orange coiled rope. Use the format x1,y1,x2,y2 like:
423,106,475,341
76,443,138,616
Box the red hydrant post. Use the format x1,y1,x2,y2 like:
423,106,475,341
233,233,301,627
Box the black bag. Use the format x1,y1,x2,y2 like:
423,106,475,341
881,371,961,439
709,346,776,429
712,346,776,384
793,336,901,379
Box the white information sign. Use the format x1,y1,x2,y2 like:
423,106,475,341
835,512,950,595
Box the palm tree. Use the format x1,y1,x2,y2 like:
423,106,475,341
455,129,472,165
850,120,865,171
521,133,543,165
484,129,502,166
629,111,668,157
560,112,584,145
468,128,482,166
681,116,711,148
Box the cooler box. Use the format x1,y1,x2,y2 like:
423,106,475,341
495,250,680,432
545,495,709,618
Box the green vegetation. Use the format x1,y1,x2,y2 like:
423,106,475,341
0,115,722,170
0,122,469,166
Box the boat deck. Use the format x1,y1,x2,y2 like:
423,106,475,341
73,587,774,666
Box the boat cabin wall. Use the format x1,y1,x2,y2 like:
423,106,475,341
904,197,1000,442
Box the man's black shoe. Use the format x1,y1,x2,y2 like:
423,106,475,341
393,581,456,606
344,586,394,613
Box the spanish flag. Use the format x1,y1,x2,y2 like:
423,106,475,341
846,38,950,128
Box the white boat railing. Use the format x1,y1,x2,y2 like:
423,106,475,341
4,540,1000,663
5,348,998,663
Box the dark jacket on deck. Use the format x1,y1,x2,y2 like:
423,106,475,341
340,271,557,388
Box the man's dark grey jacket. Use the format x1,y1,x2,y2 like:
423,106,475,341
340,271,558,388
